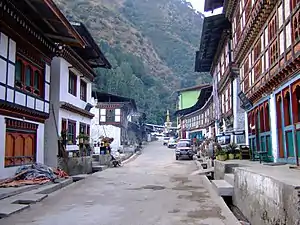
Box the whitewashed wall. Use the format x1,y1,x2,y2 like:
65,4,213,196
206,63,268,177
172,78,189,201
0,115,44,179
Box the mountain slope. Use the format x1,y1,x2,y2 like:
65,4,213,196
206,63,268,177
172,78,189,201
54,0,210,123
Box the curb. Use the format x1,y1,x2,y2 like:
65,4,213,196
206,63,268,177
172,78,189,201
193,160,241,225
122,152,140,165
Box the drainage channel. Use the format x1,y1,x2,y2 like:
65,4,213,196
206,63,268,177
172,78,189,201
206,174,250,225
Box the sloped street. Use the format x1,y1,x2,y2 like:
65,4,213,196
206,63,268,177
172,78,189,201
0,141,238,225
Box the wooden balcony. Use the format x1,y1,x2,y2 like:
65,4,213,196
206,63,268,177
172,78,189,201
234,0,277,64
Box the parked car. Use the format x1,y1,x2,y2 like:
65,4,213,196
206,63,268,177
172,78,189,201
167,138,177,148
175,140,194,160
163,137,170,145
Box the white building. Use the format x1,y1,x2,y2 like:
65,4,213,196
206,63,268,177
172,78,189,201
44,22,111,167
0,1,85,178
90,92,138,153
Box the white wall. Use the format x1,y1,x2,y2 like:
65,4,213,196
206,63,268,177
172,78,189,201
0,115,44,179
52,57,93,109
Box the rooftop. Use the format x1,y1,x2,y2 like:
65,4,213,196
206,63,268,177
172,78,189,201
92,91,137,111
174,86,213,116
195,14,230,73
11,0,85,47
204,0,225,12
70,22,112,69
177,83,211,93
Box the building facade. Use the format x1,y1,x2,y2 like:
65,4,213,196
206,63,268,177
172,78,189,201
176,84,211,138
91,92,137,152
202,0,300,163
44,22,111,167
0,0,85,178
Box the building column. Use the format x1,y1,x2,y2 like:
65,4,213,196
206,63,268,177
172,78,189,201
269,93,279,162
208,126,212,138
244,111,249,145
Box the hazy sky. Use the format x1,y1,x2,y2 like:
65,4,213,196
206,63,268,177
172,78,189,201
188,0,223,16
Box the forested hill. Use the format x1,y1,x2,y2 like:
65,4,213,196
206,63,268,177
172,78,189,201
54,0,211,124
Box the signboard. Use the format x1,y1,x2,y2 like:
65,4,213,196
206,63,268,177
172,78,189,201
238,91,253,110
216,135,231,145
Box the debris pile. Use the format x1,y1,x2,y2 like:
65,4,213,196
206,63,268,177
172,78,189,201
0,163,68,188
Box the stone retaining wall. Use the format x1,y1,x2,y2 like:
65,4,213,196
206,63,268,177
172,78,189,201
214,160,300,225
58,157,93,176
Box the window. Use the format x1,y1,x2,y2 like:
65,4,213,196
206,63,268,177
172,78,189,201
292,12,300,41
15,57,43,97
5,118,38,167
100,109,106,122
291,0,300,9
245,0,252,19
67,121,76,144
106,109,115,122
80,80,87,101
254,40,261,61
80,123,87,134
270,41,278,65
254,60,262,78
269,16,277,41
284,91,292,126
87,125,90,136
68,71,77,96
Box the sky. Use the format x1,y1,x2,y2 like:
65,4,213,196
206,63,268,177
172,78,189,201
187,0,223,16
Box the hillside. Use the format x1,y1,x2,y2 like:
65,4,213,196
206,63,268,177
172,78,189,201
54,0,211,124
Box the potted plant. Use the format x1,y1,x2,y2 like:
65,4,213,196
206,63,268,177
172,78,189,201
218,149,227,161
226,142,238,160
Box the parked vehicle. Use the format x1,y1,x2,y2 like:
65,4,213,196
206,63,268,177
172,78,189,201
175,140,194,160
167,138,177,148
163,137,170,145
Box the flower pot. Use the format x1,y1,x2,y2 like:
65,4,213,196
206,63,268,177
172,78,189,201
216,155,219,160
235,153,241,159
219,155,226,161
228,153,235,160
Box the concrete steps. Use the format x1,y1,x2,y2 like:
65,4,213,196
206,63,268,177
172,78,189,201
224,173,235,186
92,161,107,172
211,180,234,197
0,178,73,218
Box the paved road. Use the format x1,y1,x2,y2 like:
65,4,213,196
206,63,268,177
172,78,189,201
0,141,239,225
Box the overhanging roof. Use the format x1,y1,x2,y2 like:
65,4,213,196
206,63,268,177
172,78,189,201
195,14,230,73
92,91,137,111
11,0,85,47
204,0,225,12
70,22,112,69
174,86,213,116
177,83,211,93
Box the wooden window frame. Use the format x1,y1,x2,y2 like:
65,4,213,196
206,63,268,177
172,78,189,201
292,11,300,42
67,120,76,145
15,57,43,97
68,71,77,96
79,122,87,134
291,0,300,10
5,118,38,167
80,80,87,101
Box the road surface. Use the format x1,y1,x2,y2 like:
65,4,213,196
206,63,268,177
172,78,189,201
0,141,238,225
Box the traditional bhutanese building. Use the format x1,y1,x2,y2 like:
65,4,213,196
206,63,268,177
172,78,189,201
195,9,246,145
0,0,85,178
203,0,300,163
175,85,213,139
90,91,138,152
44,22,111,167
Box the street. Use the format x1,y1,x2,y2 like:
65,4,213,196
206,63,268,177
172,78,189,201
0,141,238,225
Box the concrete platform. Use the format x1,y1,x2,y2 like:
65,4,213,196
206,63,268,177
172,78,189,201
0,203,29,218
92,165,107,172
0,185,40,200
72,174,90,182
36,178,73,195
9,193,48,204
211,180,234,196
224,173,235,186
196,168,214,175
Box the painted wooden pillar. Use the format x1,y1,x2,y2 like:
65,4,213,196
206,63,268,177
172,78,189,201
244,111,249,145
269,93,279,162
